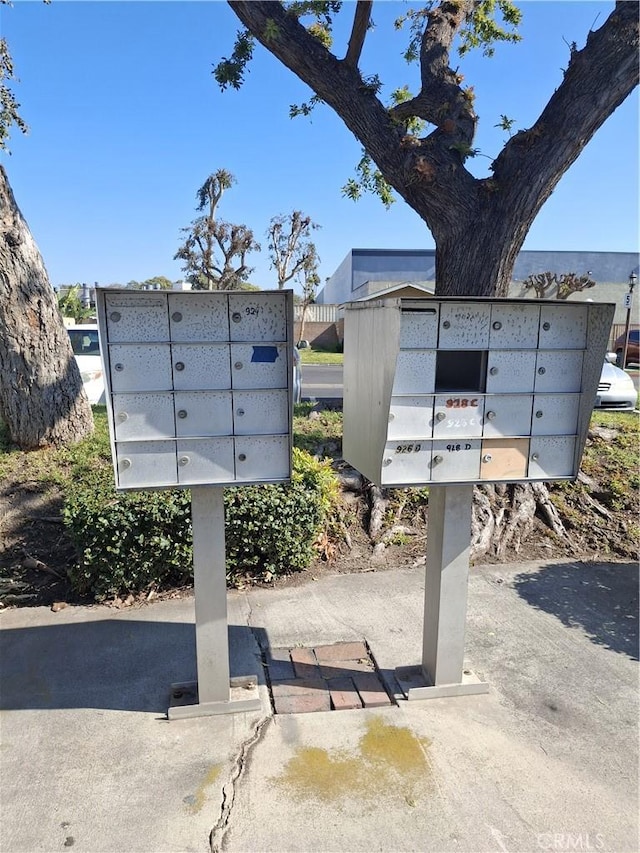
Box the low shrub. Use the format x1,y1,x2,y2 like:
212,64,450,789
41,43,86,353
63,448,339,600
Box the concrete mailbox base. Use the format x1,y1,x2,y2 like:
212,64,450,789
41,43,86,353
168,676,261,720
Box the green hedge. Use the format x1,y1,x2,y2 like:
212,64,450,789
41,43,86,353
63,448,339,601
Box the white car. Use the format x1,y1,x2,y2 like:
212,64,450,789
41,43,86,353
595,356,637,411
67,324,105,405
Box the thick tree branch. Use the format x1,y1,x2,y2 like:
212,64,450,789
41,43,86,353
344,1,372,69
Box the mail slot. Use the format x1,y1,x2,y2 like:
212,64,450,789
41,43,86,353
534,350,583,392
105,293,169,342
176,438,235,484
399,309,439,349
380,440,432,486
229,293,287,342
168,293,229,342
429,440,481,482
432,395,484,438
489,304,540,349
171,344,232,391
230,344,288,389
528,436,577,478
482,395,533,438
393,351,437,395
115,441,177,488
480,438,529,480
531,393,580,435
113,393,175,441
232,390,289,435
109,344,173,393
173,391,233,437
485,351,536,393
438,303,491,349
234,435,290,481
387,396,434,440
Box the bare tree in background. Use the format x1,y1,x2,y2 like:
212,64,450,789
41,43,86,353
523,271,596,301
267,210,320,289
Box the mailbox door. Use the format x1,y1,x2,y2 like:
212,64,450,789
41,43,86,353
230,344,289,389
528,436,577,478
380,441,432,486
429,440,481,482
109,344,173,392
168,293,229,342
531,394,580,435
485,351,537,393
228,294,288,342
234,435,290,481
176,438,235,484
105,294,169,342
489,304,540,349
438,303,491,349
171,344,232,390
538,304,587,349
232,390,289,435
112,393,175,441
174,391,233,437
116,441,177,488
393,351,437,395
482,395,533,438
399,309,439,349
387,396,434,440
534,350,583,392
480,439,529,480
432,395,484,438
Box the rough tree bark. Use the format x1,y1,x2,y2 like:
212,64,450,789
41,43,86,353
0,165,94,449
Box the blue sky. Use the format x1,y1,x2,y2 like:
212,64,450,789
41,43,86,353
2,1,638,295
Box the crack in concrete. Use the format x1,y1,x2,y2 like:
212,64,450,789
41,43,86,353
209,713,272,852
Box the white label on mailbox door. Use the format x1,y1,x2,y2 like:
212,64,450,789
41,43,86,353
387,396,434,440
393,351,437,395
116,441,177,488
234,435,290,481
534,350,583,392
438,303,491,349
105,293,169,342
430,440,481,482
168,293,229,342
381,440,432,486
486,351,537,393
109,344,173,393
482,395,533,438
489,303,540,349
531,394,580,435
176,438,235,484
528,436,576,479
229,294,287,342
399,310,439,349
433,395,484,438
232,390,289,435
113,393,175,441
173,391,233,437
230,344,288,389
539,304,587,349
171,344,232,390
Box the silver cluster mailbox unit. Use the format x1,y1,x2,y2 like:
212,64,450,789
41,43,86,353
96,288,294,720
344,298,614,488
344,297,615,701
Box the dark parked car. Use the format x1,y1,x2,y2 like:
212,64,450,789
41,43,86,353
614,329,640,368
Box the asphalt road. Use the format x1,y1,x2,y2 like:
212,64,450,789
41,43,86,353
301,363,343,399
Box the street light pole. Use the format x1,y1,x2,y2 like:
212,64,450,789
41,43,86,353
621,272,637,369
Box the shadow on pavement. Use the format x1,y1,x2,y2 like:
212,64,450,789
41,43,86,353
513,561,639,660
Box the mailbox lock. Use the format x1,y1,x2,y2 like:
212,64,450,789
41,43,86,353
114,363,124,372
234,361,243,370
535,410,544,418
486,410,496,420
238,453,247,462
178,456,190,466
120,458,132,470
383,458,392,467
542,321,551,331
489,366,499,375
116,412,128,423
110,311,121,322
172,311,183,322
538,367,546,375
175,361,185,371
388,413,395,422
237,408,245,417
531,452,539,462
442,320,451,329
492,321,502,330
232,312,242,323
483,454,492,463
433,455,444,464
436,412,447,422
177,410,188,419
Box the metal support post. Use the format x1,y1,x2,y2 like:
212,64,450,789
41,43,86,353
168,485,261,720
397,484,489,700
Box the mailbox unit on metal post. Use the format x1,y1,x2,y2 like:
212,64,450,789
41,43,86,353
343,297,615,700
96,288,295,719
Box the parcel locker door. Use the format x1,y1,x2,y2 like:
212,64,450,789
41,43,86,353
230,344,289,389
168,293,229,341
429,440,481,482
176,438,235,484
113,393,175,441
232,390,290,435
380,441,432,486
534,350,583,392
104,293,169,342
485,351,537,393
528,436,577,479
393,351,437,395
482,395,533,438
387,397,434,440
539,304,587,349
488,303,540,349
234,435,290,481
171,344,231,390
173,391,233,437
531,394,580,435
399,309,439,349
438,303,491,349
432,395,484,438
115,441,177,488
109,344,173,392
228,293,288,342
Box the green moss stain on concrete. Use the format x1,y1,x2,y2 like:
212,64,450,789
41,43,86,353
183,764,223,814
273,716,432,805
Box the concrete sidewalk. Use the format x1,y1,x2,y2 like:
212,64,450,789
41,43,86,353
1,558,638,853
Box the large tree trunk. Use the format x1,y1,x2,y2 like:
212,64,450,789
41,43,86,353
0,165,94,449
